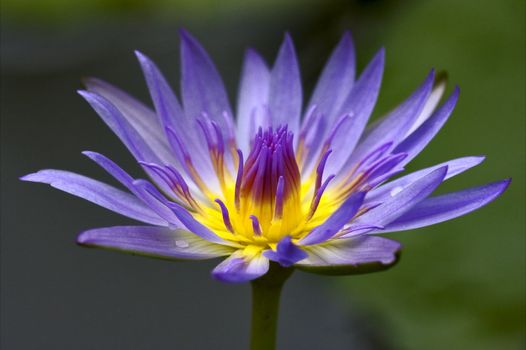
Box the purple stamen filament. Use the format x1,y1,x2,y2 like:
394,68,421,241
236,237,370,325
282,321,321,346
215,199,235,233
249,215,263,236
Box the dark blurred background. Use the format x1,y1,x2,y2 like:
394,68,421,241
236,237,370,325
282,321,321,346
1,0,524,349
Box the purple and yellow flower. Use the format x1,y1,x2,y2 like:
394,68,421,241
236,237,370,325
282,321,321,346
22,30,509,283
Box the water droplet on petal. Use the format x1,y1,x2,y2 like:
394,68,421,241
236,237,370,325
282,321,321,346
390,186,403,197
175,240,189,248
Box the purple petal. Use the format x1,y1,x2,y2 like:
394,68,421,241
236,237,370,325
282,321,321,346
77,226,235,260
297,236,401,275
82,78,176,165
306,32,356,125
132,179,184,226
406,72,448,136
263,236,308,267
179,29,235,140
300,191,366,245
348,69,435,166
379,179,511,233
394,86,460,164
135,51,216,188
340,224,385,237
212,251,269,283
364,153,408,186
135,51,185,132
356,166,448,227
367,156,485,202
236,49,271,153
298,106,330,176
268,33,302,136
302,113,352,176
82,151,135,191
324,49,385,176
79,91,178,195
135,51,210,158
166,201,231,246
20,170,167,226
132,179,231,245
78,91,161,164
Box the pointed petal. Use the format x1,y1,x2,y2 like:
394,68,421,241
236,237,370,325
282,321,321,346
297,236,401,275
367,156,485,202
133,179,229,245
166,200,230,245
356,166,448,227
307,32,356,124
300,192,366,245
135,51,185,132
78,91,161,163
263,236,308,267
82,78,176,165
20,170,167,226
82,151,136,191
77,226,235,260
135,50,216,188
132,179,183,226
179,29,234,139
405,71,448,136
78,91,175,195
324,49,385,176
268,33,302,135
135,51,208,156
349,69,435,164
394,87,460,163
212,250,269,283
236,49,271,153
380,179,511,233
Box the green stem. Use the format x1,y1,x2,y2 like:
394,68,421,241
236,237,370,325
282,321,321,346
250,263,294,350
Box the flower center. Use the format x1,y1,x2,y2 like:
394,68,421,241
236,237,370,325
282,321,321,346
193,125,338,247
236,126,302,240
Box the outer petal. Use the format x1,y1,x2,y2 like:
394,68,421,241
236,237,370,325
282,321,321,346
135,51,210,158
236,49,271,153
135,51,185,132
132,179,184,226
82,151,136,192
355,166,448,227
82,78,176,165
348,70,435,166
263,236,308,267
268,33,302,136
394,86,460,164
324,49,385,176
367,156,486,202
77,226,235,260
306,32,355,125
78,91,176,195
300,192,366,245
179,29,235,140
78,91,161,164
212,250,269,283
405,71,448,136
135,51,217,191
166,201,232,246
132,179,230,245
20,170,167,226
296,236,401,275
378,179,511,233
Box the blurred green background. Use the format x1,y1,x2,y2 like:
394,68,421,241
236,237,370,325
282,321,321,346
1,0,524,349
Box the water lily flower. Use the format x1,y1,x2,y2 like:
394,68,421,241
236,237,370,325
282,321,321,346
22,30,509,283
